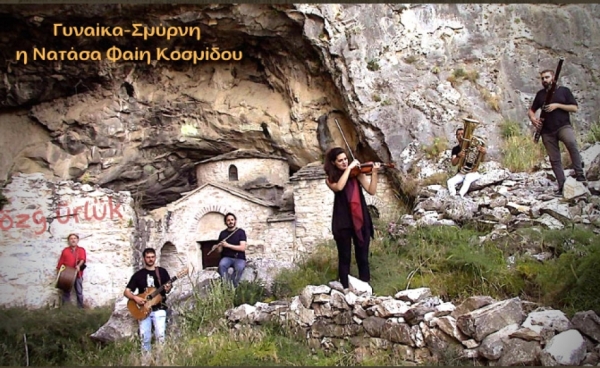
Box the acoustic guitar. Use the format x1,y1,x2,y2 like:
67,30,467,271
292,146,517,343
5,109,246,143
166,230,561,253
127,268,188,320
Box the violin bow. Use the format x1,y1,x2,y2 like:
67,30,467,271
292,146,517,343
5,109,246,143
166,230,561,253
334,118,357,162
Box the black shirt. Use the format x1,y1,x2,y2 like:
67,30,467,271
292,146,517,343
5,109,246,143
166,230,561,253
451,145,463,174
451,145,461,157
126,267,171,310
531,86,578,134
218,228,247,260
331,177,373,245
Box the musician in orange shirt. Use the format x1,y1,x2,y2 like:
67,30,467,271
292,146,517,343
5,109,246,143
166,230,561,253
56,233,87,308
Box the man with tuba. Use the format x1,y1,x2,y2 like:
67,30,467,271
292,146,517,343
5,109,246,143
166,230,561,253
447,118,487,197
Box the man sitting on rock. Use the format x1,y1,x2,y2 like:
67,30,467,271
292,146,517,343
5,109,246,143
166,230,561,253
447,127,486,197
212,212,247,287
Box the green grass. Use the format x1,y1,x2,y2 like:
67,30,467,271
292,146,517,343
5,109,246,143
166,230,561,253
0,305,112,366
499,120,546,172
0,281,352,366
271,223,600,315
271,241,339,299
446,68,479,88
2,225,600,365
366,59,380,72
499,119,522,139
422,137,449,160
586,118,600,143
498,119,586,172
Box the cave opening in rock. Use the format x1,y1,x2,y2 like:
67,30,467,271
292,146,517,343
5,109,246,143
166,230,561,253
121,82,135,98
0,4,370,212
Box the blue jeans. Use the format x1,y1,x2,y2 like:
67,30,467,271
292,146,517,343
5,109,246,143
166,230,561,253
139,309,167,352
62,277,84,308
218,257,246,287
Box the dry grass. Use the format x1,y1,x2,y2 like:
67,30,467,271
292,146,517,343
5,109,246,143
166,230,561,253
586,118,600,144
400,173,421,199
499,120,546,173
499,120,522,139
446,67,479,89
480,89,500,112
422,137,449,160
446,75,458,87
453,68,466,79
421,172,449,186
388,169,421,210
404,55,418,64
501,135,546,173
465,70,479,83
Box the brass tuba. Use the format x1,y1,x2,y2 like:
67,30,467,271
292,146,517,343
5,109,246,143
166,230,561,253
457,117,486,175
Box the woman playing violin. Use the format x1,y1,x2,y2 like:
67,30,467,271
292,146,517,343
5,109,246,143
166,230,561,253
324,147,381,289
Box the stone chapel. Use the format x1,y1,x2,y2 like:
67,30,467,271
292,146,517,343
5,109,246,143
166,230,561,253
144,149,399,275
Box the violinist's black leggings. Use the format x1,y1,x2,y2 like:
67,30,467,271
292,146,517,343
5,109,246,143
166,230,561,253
334,228,370,289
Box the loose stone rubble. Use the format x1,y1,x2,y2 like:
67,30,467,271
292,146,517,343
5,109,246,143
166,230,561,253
393,159,600,237
390,143,600,238
225,278,600,366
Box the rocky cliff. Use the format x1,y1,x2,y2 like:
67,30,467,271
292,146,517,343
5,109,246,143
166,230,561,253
1,4,599,208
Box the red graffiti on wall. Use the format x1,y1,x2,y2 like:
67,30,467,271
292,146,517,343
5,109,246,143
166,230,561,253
0,210,47,235
0,198,124,235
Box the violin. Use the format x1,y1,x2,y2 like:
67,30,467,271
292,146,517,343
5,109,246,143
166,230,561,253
350,161,395,178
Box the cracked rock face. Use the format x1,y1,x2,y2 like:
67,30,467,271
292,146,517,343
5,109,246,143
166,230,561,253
2,4,599,209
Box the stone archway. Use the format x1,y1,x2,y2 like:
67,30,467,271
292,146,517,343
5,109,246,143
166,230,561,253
160,242,186,275
196,211,226,269
367,204,380,219
196,212,225,241
228,164,239,181
365,194,384,220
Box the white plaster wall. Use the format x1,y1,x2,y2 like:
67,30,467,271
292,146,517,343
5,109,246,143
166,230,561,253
195,158,289,188
0,173,135,308
292,178,334,253
293,174,399,252
263,220,296,260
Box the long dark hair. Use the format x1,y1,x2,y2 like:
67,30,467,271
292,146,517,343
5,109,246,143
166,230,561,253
324,147,346,184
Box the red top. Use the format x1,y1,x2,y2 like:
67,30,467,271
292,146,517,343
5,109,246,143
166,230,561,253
57,246,87,278
345,178,365,244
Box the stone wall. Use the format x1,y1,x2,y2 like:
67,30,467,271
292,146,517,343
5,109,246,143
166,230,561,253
0,173,135,308
292,168,400,253
195,158,290,189
226,282,600,366
145,183,296,274
264,216,296,261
